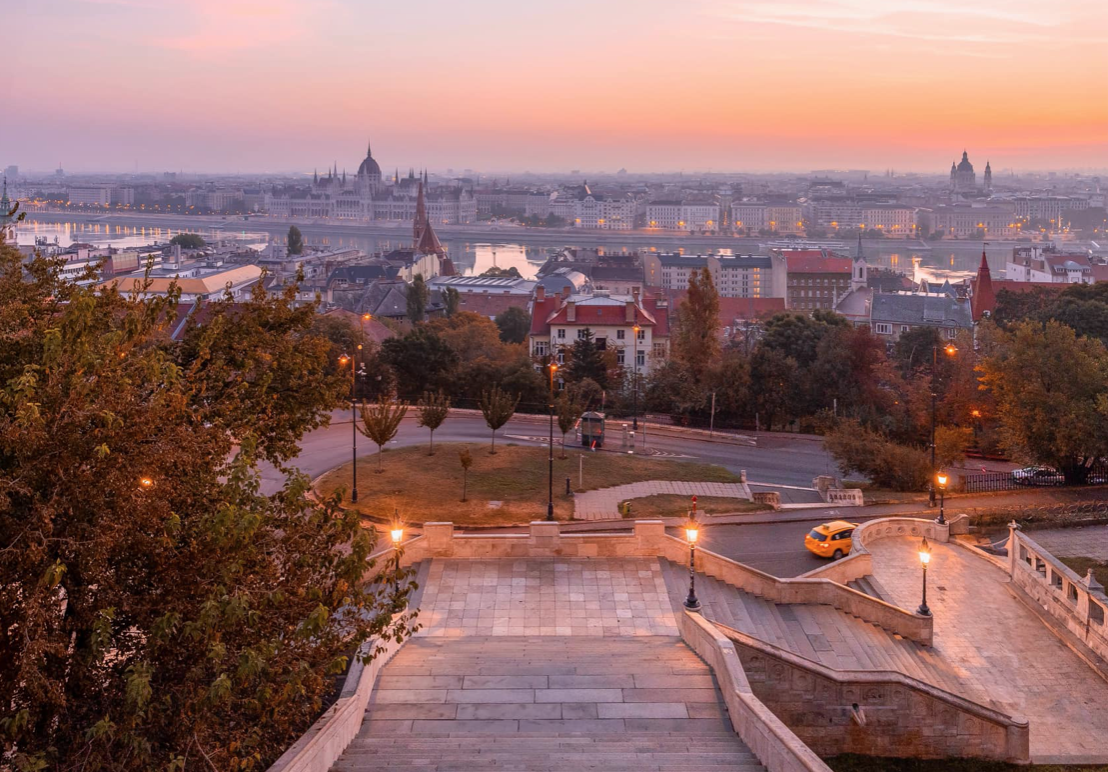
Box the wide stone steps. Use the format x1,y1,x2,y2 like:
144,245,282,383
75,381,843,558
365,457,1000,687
846,575,888,601
334,635,765,772
659,560,974,701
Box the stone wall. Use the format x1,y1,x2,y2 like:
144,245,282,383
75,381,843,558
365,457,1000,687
720,623,1030,763
1008,526,1108,665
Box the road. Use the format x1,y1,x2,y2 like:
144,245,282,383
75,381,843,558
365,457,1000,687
260,410,840,498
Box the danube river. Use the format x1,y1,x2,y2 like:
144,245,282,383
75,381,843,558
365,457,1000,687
14,211,1039,282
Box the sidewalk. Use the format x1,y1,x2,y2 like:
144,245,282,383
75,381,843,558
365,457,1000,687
573,480,753,521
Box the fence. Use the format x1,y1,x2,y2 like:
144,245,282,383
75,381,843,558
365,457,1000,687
961,462,1108,494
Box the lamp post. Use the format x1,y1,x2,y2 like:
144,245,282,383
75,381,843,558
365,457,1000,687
917,537,932,616
547,361,557,522
390,523,404,597
339,353,358,503
936,472,948,525
684,520,701,611
929,342,958,508
632,325,640,431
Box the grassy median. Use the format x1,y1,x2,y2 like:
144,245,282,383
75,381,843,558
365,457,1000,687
619,494,768,519
315,443,740,527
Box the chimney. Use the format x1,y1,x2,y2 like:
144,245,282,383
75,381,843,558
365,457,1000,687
625,300,635,323
632,286,640,300
567,301,576,323
562,285,571,298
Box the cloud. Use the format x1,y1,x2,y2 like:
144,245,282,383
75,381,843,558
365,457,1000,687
145,0,320,52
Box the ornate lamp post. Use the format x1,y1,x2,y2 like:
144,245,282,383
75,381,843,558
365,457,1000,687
390,523,404,597
917,537,932,617
547,361,558,522
684,520,701,611
936,472,948,525
632,324,640,431
339,353,358,503
929,342,958,507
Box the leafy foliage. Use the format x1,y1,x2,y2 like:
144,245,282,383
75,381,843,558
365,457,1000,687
563,328,608,387
287,225,304,255
416,390,451,454
555,387,587,458
671,267,720,383
495,306,531,344
0,235,416,771
458,447,473,501
441,286,460,317
478,386,520,453
168,232,206,249
358,399,410,472
824,420,931,491
406,273,429,325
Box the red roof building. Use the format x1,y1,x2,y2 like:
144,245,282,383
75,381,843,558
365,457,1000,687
783,250,855,311
528,286,670,374
970,250,995,321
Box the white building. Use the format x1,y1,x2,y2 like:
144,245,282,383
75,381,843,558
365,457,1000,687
646,201,719,232
1005,245,1096,284
68,186,112,206
642,253,786,299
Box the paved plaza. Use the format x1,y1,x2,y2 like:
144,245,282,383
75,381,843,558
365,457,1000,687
869,536,1108,763
417,557,679,637
573,480,753,520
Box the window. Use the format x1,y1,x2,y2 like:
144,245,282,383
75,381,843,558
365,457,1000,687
875,323,892,335
616,349,625,365
901,325,910,333
637,328,646,341
636,351,645,367
534,341,548,357
946,327,958,340
577,329,589,340
557,328,566,339
616,329,625,340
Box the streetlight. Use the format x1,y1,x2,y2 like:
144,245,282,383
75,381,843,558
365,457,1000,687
139,477,154,490
917,537,932,617
339,353,358,503
936,472,948,525
547,361,557,522
684,520,701,611
390,523,404,596
631,324,640,431
929,342,958,507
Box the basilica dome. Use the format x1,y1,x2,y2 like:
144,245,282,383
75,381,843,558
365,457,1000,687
357,141,381,178
957,151,974,173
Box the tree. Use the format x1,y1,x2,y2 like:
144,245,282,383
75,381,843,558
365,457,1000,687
416,390,451,455
825,420,931,491
671,267,721,383
495,306,531,344
760,310,849,369
287,224,304,255
358,399,410,472
459,447,473,501
979,321,1108,483
169,232,205,249
442,286,460,317
0,235,417,771
750,348,799,431
556,387,586,458
380,327,458,400
934,425,971,469
563,328,608,387
478,386,519,453
407,273,429,324
480,266,523,279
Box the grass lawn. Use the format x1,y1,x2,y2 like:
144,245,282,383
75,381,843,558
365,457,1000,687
1058,556,1108,589
828,755,1108,772
619,494,769,520
315,443,740,527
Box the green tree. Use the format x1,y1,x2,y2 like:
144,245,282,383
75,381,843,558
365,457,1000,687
760,310,849,369
495,306,531,344
480,266,523,279
287,224,304,255
407,273,429,324
825,420,931,491
0,235,416,771
358,399,409,472
169,232,206,249
416,390,451,455
442,286,460,317
459,446,473,501
979,321,1108,483
672,267,721,383
380,327,458,400
563,328,608,387
478,386,519,453
556,387,586,458
750,348,799,431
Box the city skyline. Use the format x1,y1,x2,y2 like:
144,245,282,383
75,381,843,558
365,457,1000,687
7,0,1108,174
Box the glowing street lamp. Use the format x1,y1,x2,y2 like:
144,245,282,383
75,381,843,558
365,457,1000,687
547,361,558,522
917,538,932,617
936,472,948,525
684,518,701,611
929,341,959,507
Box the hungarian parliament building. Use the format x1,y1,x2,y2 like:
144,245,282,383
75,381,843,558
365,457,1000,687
264,141,477,224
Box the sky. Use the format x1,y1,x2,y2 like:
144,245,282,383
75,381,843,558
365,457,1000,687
5,0,1108,174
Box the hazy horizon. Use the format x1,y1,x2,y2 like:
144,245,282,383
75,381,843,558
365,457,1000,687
8,0,1107,175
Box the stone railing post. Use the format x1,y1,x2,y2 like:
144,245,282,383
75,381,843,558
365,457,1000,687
633,520,666,555
529,521,560,551
1007,521,1020,578
423,522,455,556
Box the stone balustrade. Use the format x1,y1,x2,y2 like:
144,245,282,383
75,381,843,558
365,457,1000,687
716,621,1030,763
379,520,933,645
265,621,407,772
679,611,833,772
1008,525,1108,664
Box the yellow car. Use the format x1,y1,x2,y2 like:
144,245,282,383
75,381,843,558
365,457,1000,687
805,520,859,560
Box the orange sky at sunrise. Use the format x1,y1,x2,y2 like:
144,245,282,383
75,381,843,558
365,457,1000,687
7,0,1107,173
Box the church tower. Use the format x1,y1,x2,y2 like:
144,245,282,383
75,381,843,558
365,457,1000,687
984,161,993,193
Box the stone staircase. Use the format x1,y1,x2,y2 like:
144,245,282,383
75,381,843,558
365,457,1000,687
846,575,887,601
334,635,765,771
660,560,983,703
